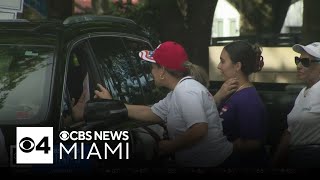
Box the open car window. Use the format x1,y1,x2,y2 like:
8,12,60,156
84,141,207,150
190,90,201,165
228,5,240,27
60,42,93,129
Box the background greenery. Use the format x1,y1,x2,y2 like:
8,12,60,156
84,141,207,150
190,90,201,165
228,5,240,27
20,0,320,73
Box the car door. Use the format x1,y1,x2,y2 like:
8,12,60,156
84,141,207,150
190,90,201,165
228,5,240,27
59,38,99,131
88,35,167,161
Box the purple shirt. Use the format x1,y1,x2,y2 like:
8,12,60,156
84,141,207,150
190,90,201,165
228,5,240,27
218,87,267,142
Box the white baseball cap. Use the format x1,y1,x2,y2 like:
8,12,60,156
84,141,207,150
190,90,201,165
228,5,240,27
292,42,320,60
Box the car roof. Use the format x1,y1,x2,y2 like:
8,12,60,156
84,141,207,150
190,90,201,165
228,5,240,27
0,20,62,46
0,15,151,46
63,15,150,42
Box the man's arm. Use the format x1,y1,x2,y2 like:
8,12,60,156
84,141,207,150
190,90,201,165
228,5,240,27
95,83,162,124
125,104,162,123
158,123,208,154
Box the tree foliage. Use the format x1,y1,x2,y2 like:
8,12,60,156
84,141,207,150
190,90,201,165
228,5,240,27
79,0,217,72
41,0,316,71
227,0,291,35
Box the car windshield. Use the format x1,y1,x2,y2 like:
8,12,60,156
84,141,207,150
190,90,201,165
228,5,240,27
0,45,54,124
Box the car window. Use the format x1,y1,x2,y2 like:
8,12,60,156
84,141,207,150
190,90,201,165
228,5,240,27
61,42,92,128
89,36,145,104
0,45,54,124
67,44,91,102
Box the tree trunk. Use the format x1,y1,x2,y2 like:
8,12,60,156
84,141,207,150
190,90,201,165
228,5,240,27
185,0,217,72
302,0,320,43
228,0,291,35
157,0,186,43
157,0,217,73
271,0,291,33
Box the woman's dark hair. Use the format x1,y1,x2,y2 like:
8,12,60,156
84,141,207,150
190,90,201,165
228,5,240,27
224,40,264,76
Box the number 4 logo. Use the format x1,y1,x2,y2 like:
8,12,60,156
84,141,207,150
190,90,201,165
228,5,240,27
16,127,53,164
19,136,50,154
37,137,51,153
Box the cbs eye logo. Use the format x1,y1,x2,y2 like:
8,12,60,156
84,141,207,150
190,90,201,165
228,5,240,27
19,137,34,153
19,136,50,154
16,127,53,164
59,131,69,141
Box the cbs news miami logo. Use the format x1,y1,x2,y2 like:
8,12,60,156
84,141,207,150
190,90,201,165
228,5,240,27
16,127,130,164
16,127,53,164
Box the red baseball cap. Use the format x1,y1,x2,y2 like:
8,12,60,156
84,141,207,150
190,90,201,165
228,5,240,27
139,41,188,72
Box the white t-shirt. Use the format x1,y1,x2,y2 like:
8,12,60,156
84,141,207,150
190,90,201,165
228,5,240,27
151,76,233,167
287,80,320,145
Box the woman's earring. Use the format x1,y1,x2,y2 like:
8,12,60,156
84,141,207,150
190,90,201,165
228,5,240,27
160,74,165,80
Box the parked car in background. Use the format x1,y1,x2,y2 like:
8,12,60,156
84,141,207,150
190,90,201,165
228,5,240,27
0,15,168,170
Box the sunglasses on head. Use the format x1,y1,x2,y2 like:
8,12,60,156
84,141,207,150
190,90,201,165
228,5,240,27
294,56,320,67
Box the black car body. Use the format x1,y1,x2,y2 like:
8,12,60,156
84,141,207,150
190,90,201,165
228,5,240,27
0,15,167,167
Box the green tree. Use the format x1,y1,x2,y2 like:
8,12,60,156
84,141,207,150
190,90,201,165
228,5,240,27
85,0,217,73
227,0,291,35
155,0,218,73
27,0,305,72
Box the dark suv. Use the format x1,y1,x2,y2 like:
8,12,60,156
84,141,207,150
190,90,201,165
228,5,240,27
0,15,167,169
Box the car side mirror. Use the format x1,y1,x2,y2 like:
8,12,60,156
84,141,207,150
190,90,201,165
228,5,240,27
84,99,128,128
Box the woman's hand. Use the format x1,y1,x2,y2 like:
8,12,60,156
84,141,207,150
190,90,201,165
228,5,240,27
94,83,112,99
219,78,239,97
213,78,239,105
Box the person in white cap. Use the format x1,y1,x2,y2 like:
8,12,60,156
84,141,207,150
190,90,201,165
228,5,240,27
94,41,233,167
273,42,320,168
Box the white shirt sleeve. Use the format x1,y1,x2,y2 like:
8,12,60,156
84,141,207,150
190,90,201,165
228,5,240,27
151,92,171,122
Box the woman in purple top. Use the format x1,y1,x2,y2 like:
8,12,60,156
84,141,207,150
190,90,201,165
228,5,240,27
215,40,268,168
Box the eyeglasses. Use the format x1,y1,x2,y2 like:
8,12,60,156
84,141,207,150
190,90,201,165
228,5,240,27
294,56,320,67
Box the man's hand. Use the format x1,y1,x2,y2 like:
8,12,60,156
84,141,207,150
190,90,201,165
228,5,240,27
94,83,112,99
72,90,87,121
